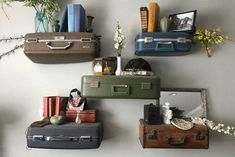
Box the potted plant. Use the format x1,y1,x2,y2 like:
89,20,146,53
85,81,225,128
1,0,60,32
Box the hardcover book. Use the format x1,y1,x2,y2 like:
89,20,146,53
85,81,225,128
59,7,68,32
67,4,86,32
140,7,148,33
147,2,160,32
55,96,69,116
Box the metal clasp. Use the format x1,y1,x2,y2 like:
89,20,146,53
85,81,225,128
81,38,92,42
177,37,187,43
144,37,154,43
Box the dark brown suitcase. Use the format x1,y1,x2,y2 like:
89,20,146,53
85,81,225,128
139,119,209,149
24,32,100,64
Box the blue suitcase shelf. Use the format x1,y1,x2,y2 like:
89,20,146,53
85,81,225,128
135,32,193,56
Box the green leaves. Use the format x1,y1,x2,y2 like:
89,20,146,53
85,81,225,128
1,0,60,23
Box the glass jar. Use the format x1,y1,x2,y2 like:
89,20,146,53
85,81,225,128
35,11,49,32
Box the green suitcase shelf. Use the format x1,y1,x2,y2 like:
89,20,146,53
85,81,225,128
81,75,160,99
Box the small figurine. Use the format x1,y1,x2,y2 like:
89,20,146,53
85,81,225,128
53,20,60,32
162,102,173,124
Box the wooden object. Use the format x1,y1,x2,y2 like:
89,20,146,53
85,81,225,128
79,109,96,123
139,119,209,149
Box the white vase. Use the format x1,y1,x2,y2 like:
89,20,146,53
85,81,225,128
115,56,122,76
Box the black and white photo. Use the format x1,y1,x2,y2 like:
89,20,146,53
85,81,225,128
169,10,197,32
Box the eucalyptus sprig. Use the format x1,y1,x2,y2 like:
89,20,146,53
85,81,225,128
0,0,60,23
193,28,229,57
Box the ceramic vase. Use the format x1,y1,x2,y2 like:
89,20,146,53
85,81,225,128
160,16,170,32
115,56,122,76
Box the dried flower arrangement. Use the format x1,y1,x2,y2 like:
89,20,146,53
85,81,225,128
191,117,235,137
113,22,126,57
193,28,229,57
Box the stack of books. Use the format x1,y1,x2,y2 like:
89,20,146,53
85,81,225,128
43,96,68,118
140,2,160,33
60,4,86,32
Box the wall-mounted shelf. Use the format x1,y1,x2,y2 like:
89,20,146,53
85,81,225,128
24,32,100,64
135,32,193,56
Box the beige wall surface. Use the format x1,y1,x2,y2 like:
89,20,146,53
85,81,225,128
0,0,235,157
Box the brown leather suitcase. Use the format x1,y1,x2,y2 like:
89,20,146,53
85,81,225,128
139,119,209,149
24,32,101,64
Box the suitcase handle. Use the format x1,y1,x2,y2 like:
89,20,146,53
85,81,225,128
165,136,186,146
45,41,72,50
111,85,130,96
46,136,75,142
156,41,174,51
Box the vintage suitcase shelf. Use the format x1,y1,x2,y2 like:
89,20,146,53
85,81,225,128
81,75,160,99
24,32,101,64
139,119,209,149
135,32,193,56
26,122,103,149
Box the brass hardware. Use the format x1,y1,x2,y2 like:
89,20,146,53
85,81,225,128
90,80,100,88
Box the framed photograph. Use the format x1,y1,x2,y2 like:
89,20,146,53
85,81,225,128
169,10,197,32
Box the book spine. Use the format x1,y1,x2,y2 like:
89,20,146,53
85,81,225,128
43,96,49,118
140,7,148,33
74,4,86,32
67,4,75,32
59,6,68,32
55,96,61,116
48,97,56,117
148,2,160,32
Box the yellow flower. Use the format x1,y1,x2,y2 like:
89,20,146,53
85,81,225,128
194,28,229,57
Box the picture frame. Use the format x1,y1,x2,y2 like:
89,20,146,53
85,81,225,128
169,10,197,33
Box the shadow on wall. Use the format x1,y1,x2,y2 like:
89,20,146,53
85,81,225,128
0,106,21,157
87,99,127,140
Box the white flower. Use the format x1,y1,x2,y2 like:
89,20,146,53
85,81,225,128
191,117,235,138
113,21,125,56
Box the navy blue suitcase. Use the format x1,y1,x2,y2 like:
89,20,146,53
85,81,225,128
26,122,103,149
135,32,193,56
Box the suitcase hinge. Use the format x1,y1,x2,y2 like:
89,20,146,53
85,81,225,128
90,80,100,88
141,82,152,90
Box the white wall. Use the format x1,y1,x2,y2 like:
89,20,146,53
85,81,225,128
0,0,235,157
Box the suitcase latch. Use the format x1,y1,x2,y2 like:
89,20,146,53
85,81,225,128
81,38,92,42
196,131,205,140
141,82,151,90
144,37,154,43
26,38,38,43
148,130,158,140
80,136,92,141
32,135,44,141
90,80,100,88
54,36,65,40
177,37,187,43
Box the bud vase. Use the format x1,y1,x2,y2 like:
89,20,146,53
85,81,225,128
115,56,122,76
35,11,49,32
